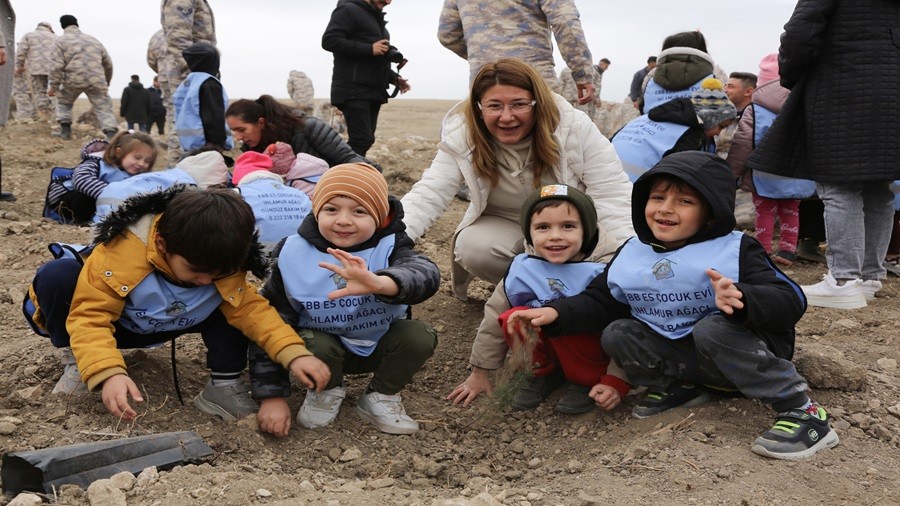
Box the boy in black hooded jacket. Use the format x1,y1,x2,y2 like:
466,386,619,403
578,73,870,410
508,151,838,461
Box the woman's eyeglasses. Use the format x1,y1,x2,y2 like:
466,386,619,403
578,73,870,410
477,100,537,116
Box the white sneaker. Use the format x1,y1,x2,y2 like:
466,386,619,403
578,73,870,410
52,348,88,395
859,279,883,300
801,273,867,309
297,386,346,429
355,391,419,435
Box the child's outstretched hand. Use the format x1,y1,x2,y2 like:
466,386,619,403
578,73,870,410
589,383,621,411
505,308,559,342
319,248,399,298
446,367,492,407
289,355,331,392
101,374,144,421
706,268,744,314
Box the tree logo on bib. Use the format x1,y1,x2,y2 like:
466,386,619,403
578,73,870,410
547,278,568,297
330,273,347,290
651,259,676,281
165,301,187,317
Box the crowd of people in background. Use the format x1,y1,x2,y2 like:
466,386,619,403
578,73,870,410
3,0,900,467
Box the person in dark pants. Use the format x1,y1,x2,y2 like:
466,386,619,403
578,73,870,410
146,75,166,134
322,0,410,157
120,74,151,132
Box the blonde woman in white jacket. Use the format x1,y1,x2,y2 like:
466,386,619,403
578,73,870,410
401,58,633,300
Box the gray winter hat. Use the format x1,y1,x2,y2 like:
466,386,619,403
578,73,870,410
691,77,737,128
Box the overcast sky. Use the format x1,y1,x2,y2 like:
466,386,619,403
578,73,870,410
8,1,799,102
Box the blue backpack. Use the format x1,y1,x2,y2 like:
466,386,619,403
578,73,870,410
42,167,75,223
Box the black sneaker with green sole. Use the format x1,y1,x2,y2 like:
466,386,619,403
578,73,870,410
632,383,712,419
751,405,840,460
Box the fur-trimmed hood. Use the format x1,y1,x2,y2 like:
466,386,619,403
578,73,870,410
93,185,270,278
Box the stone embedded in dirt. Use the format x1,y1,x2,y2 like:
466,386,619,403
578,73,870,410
108,471,136,491
0,421,17,435
327,447,342,462
365,477,394,489
888,404,900,419
527,457,542,469
256,488,272,498
567,459,583,473
833,419,852,431
832,318,861,330
877,358,898,372
135,466,159,488
577,489,603,505
793,344,867,391
299,480,316,493
7,493,43,506
16,385,42,401
339,447,361,462
87,479,127,506
2,210,21,221
4,221,33,235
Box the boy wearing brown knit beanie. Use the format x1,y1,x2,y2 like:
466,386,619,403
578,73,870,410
249,163,441,436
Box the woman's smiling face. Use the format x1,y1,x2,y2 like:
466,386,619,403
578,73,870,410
478,84,537,145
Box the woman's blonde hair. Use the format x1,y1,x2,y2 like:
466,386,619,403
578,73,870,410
464,58,560,188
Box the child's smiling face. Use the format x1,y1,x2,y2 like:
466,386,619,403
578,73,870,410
317,195,378,248
118,144,155,175
644,178,711,249
529,201,585,264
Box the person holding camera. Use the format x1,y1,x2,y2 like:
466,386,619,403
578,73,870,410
322,0,410,157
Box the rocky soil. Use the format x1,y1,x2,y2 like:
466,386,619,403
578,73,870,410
0,99,898,505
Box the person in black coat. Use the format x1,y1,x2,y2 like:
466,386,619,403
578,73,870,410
145,75,166,134
120,74,151,132
321,0,410,157
745,0,900,309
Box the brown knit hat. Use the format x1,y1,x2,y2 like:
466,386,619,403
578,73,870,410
312,163,390,228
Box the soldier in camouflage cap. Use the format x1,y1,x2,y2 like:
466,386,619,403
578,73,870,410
15,21,56,119
0,0,14,127
287,70,315,115
438,0,596,104
47,15,118,140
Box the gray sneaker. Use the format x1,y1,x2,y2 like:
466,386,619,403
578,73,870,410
52,348,88,395
192,379,258,421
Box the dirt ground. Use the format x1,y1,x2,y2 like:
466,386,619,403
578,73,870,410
0,99,899,505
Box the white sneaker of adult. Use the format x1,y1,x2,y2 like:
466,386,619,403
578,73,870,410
801,273,867,309
297,386,346,429
859,279,883,300
355,391,419,435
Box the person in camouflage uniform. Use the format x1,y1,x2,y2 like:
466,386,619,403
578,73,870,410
438,0,595,103
287,70,315,115
14,21,55,119
47,15,117,140
146,29,169,133
0,0,14,128
160,0,217,163
559,59,607,126
12,70,33,121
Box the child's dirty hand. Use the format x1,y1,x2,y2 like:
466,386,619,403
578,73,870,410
101,374,143,421
446,367,492,407
289,355,331,393
258,397,292,437
589,383,621,411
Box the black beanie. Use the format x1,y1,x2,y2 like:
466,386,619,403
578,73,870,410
60,15,78,29
521,184,599,256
